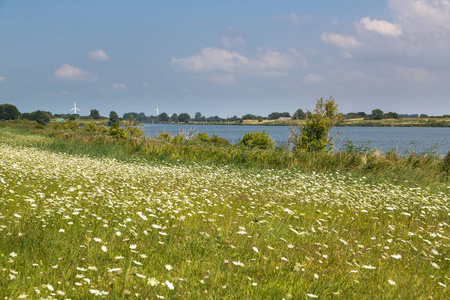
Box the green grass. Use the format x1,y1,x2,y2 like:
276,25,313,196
0,141,448,298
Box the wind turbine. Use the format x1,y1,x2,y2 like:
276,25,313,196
70,101,80,115
156,105,159,116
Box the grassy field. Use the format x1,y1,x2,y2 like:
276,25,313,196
0,122,449,298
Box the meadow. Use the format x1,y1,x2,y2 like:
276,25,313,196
0,122,449,298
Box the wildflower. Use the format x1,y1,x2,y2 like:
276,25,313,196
252,247,259,253
165,280,174,290
391,254,402,260
9,252,17,257
388,279,396,286
130,244,137,249
93,238,102,243
362,265,376,269
101,246,107,252
232,261,245,267
431,262,440,269
148,278,160,286
165,264,173,271
307,294,318,298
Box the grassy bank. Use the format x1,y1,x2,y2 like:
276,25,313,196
0,121,448,192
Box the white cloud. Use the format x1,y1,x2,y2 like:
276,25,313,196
207,74,236,84
88,49,110,61
305,73,324,83
171,47,306,77
397,67,433,83
54,64,98,81
111,83,128,92
320,32,361,49
272,12,299,24
359,17,402,37
221,36,246,48
0,76,5,82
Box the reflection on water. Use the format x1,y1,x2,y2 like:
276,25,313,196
143,124,450,155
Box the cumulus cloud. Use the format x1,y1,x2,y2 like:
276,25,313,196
359,17,402,37
171,47,306,77
88,49,110,61
111,83,128,92
54,64,98,81
320,32,360,49
0,76,5,82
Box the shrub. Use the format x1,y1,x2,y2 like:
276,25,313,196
240,131,274,149
210,135,229,146
84,122,97,132
289,97,343,152
158,132,173,141
194,132,211,143
109,123,127,139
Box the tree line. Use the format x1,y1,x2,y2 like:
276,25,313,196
1,103,449,126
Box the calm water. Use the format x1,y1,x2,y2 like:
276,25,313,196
143,124,450,155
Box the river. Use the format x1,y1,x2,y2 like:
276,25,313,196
142,124,450,155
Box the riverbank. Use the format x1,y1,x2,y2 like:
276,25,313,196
1,120,448,191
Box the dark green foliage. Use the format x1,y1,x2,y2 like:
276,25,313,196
109,111,119,125
21,110,51,125
171,113,178,122
194,112,202,122
240,131,274,149
178,113,190,123
292,108,306,120
158,112,170,122
0,104,20,120
89,109,101,120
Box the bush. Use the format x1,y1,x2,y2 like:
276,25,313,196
109,123,127,139
158,132,173,141
84,122,97,132
194,132,211,143
240,131,274,149
210,135,229,146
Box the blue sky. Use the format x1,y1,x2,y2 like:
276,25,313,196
1,0,449,117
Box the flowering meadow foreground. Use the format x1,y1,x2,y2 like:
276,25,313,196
0,143,448,299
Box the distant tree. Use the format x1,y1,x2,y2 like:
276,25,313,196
268,112,281,120
158,112,169,122
194,112,202,122
384,112,399,119
90,109,101,120
371,109,384,120
230,115,239,121
0,104,20,120
280,112,291,118
242,114,257,120
171,113,178,122
292,108,306,120
420,114,429,118
109,111,119,125
178,113,190,123
21,110,51,125
357,112,366,117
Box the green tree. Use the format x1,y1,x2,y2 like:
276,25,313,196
171,113,178,122
90,109,101,120
158,112,169,122
178,113,190,123
289,97,343,151
371,109,384,120
0,104,20,120
194,112,202,122
109,111,119,125
268,112,281,120
240,131,274,149
292,108,306,120
21,110,51,125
